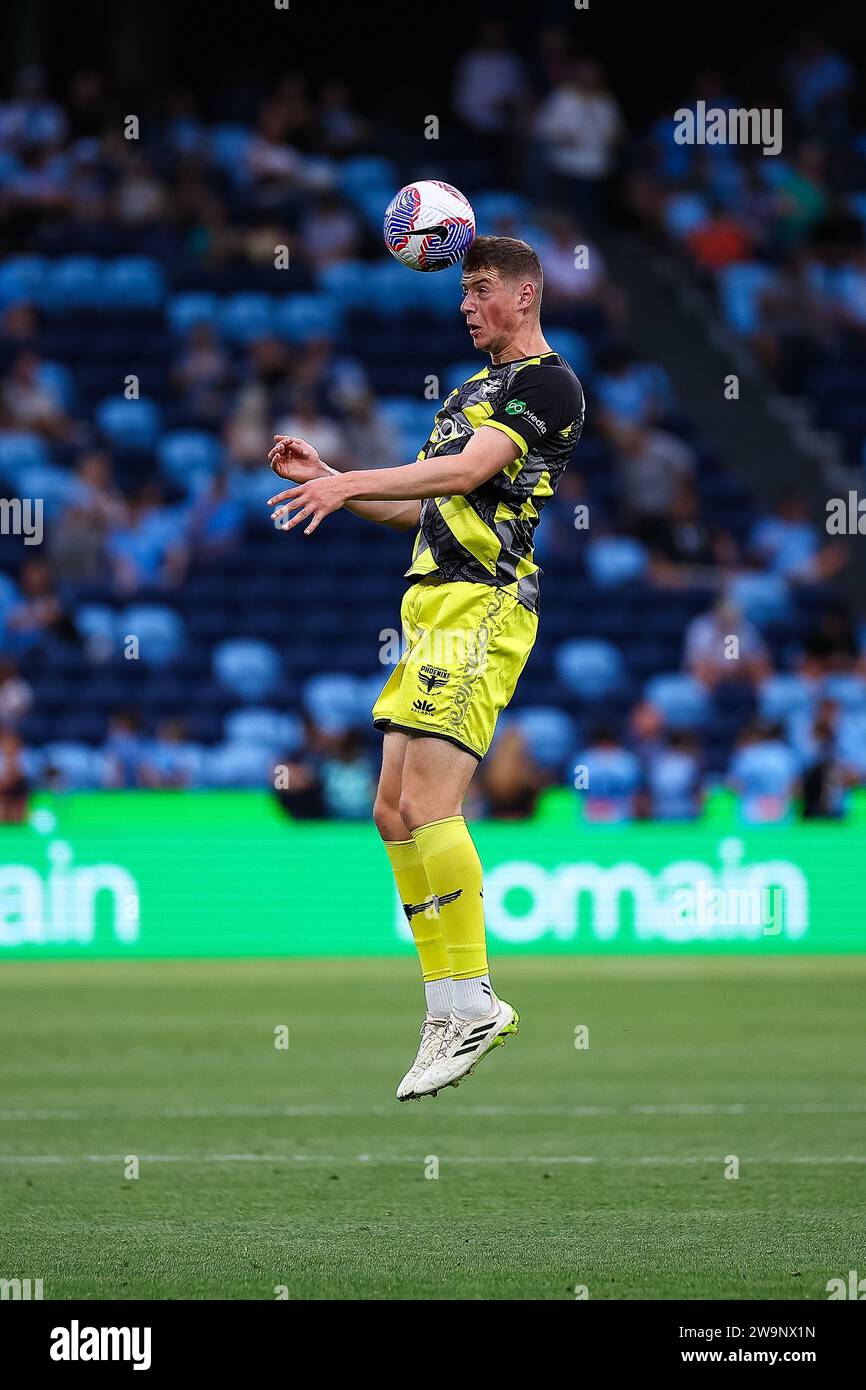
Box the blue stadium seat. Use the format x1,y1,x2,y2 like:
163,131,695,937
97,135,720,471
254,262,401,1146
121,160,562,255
729,572,792,626
546,327,592,378
513,705,579,770
95,396,162,451
202,741,273,788
209,123,253,177
274,293,341,343
0,255,47,305
317,261,372,310
223,707,303,753
157,431,224,487
167,292,220,336
758,673,814,723
0,432,50,481
554,638,625,700
120,604,185,667
102,257,166,309
585,537,648,588
218,293,276,344
823,673,866,710
42,741,106,789
302,671,367,732
645,674,712,729
717,263,780,335
44,256,104,312
340,156,399,198
213,638,282,701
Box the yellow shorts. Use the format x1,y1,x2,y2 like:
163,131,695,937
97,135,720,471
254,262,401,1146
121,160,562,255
372,578,539,760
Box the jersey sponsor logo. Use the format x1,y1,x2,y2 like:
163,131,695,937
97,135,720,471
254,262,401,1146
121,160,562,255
418,664,449,693
522,409,547,435
412,698,436,714
429,416,468,447
505,399,526,415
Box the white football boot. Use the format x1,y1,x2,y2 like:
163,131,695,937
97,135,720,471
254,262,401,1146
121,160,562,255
412,997,519,1097
396,1015,451,1101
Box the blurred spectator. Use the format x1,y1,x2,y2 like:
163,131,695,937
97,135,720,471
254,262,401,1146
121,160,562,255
319,727,375,820
173,323,233,427
644,730,703,820
684,597,772,689
299,193,361,269
0,727,29,822
453,21,527,140
611,421,695,521
0,658,33,727
186,473,245,557
483,726,545,818
103,709,146,789
3,559,79,651
335,382,400,469
274,390,349,471
749,491,847,583
595,343,675,427
799,601,860,677
639,480,738,586
577,725,641,822
537,213,627,324
107,483,189,593
783,30,855,136
685,197,753,271
801,699,856,818
729,721,799,823
0,350,72,439
317,80,370,154
140,718,201,789
531,60,623,223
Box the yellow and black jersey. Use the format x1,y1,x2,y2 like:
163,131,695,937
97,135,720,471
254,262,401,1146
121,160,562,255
406,350,584,613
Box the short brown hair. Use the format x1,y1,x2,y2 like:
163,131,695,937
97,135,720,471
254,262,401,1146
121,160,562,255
461,235,543,301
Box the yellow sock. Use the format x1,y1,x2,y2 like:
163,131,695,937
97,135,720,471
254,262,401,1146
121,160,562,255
384,839,450,983
411,816,488,980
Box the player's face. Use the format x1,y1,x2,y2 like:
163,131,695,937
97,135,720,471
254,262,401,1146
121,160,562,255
460,269,520,355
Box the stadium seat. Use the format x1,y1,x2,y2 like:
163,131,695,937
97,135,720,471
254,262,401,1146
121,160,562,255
554,638,625,700
274,293,341,343
119,605,185,667
167,292,220,336
102,257,166,310
218,293,276,344
213,638,282,701
758,673,815,723
823,674,866,710
0,432,50,481
157,431,224,487
644,674,712,729
585,537,648,588
41,741,106,789
729,572,793,627
717,263,780,336
302,671,367,732
43,256,104,312
223,707,303,753
95,396,162,451
513,705,579,771
203,741,274,788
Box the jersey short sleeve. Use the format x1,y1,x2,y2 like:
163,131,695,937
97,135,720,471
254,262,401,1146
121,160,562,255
484,361,585,458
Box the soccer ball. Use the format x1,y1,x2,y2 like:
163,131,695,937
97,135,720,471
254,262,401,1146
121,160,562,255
383,180,475,272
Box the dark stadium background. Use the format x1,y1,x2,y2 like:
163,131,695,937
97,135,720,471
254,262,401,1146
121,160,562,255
0,0,864,1307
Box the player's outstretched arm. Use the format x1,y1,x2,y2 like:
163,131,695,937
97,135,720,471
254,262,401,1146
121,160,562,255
269,427,518,535
268,437,420,532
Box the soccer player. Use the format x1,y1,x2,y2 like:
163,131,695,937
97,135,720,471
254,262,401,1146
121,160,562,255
268,236,584,1099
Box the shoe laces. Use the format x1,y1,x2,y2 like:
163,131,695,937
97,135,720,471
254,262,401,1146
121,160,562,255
430,1015,461,1062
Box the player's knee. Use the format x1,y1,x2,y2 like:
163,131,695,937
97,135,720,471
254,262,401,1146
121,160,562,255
373,796,406,842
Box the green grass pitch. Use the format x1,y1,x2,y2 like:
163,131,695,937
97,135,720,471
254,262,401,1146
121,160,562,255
1,956,863,1300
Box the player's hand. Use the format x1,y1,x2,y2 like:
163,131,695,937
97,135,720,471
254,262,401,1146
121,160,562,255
269,473,349,535
268,436,326,483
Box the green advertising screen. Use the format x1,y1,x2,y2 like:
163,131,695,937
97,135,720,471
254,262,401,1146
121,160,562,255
0,792,864,958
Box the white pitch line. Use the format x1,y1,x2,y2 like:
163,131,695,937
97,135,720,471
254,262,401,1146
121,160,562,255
0,1153,864,1167
2,1101,866,1122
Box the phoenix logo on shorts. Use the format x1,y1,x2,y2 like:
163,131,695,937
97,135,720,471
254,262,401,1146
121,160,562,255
446,591,503,732
418,665,449,693
412,699,436,714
